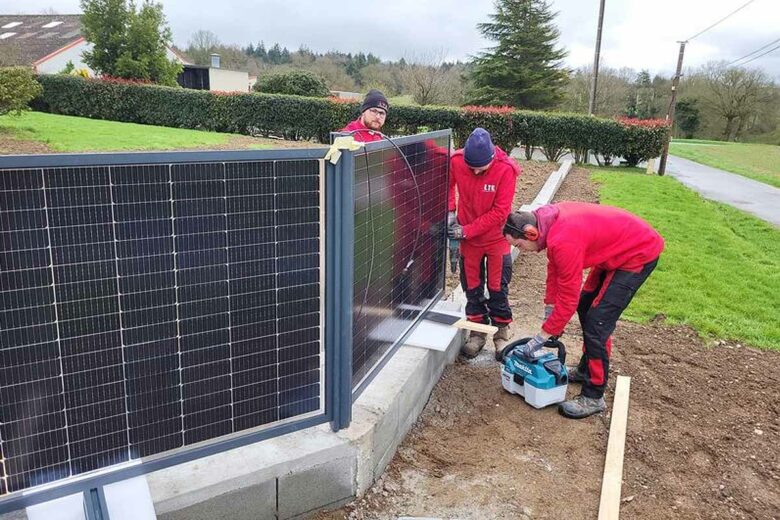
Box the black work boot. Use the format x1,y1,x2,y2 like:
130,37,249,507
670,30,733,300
558,394,606,419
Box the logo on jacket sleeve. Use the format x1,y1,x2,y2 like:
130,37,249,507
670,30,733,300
483,184,496,192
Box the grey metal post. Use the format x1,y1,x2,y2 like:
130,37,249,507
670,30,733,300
326,151,354,431
83,487,110,520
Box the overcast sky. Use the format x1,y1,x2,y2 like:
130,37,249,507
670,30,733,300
4,0,779,78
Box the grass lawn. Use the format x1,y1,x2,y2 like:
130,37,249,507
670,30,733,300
669,140,780,188
0,111,293,152
671,138,729,146
590,167,780,350
388,94,416,106
0,111,233,151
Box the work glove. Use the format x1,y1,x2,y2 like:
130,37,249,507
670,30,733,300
520,334,547,360
447,211,457,227
543,304,554,320
447,223,465,240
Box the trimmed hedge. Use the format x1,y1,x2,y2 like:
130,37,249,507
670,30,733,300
253,70,330,97
34,75,668,163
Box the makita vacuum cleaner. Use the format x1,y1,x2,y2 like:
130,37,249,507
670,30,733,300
498,337,569,408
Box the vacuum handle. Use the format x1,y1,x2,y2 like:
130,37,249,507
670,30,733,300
544,336,566,365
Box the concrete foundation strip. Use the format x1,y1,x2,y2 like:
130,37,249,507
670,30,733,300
598,375,632,520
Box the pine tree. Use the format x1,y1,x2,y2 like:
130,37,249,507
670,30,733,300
466,0,568,109
255,42,267,61
631,70,658,119
267,43,282,64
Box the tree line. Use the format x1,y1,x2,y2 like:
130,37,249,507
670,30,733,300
64,0,780,144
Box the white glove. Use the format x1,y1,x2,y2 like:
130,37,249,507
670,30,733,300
447,211,457,227
521,334,547,359
543,304,554,320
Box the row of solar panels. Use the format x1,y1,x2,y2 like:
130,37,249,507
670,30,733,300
0,132,450,507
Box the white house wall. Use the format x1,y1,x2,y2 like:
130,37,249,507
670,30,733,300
35,40,91,74
209,68,250,92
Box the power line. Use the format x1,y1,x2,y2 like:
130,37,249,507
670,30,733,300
685,0,757,41
728,36,780,66
735,41,780,66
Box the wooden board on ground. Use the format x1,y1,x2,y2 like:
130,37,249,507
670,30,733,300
452,318,498,335
598,375,632,520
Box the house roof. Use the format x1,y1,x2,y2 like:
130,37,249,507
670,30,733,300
0,14,83,66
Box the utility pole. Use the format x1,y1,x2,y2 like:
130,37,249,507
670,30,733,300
588,0,606,116
658,41,686,176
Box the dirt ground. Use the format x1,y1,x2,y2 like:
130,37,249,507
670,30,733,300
318,163,780,520
0,130,53,155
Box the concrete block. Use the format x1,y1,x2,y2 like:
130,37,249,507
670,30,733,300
157,479,275,520
104,476,155,520
373,438,397,480
368,393,400,473
277,456,355,519
148,425,351,514
26,493,83,520
336,405,378,496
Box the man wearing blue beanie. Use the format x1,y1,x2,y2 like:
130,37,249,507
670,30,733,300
448,128,522,358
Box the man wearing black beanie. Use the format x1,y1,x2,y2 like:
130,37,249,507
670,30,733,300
341,89,389,142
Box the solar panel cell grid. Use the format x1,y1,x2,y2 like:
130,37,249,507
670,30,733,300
0,158,323,495
351,137,449,388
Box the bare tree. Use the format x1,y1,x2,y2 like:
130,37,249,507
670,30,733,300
698,62,772,141
402,50,452,106
186,30,221,66
560,66,634,116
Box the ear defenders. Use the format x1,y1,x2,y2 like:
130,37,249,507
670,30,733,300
522,224,539,241
505,218,539,241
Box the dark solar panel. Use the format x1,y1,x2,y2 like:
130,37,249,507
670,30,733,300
0,158,323,494
351,135,450,388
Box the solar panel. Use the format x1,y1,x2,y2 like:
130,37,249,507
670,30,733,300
351,135,450,389
0,158,324,495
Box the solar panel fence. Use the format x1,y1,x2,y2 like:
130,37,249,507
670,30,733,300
0,150,329,504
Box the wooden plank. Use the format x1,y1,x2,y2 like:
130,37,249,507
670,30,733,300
452,318,498,335
598,375,632,520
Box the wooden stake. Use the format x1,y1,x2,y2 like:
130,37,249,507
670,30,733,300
598,375,631,520
452,319,498,335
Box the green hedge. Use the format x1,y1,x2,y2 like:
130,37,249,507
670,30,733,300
1,67,43,116
34,75,669,163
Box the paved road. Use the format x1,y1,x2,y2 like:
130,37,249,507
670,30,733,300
664,155,780,227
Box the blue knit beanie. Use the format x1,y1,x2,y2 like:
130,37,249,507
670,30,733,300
464,128,495,168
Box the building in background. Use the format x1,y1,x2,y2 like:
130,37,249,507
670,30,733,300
0,14,188,74
177,53,250,92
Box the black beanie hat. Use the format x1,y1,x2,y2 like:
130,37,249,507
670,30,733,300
361,89,389,114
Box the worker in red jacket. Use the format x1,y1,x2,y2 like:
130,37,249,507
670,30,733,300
340,89,388,142
448,128,521,358
503,202,664,419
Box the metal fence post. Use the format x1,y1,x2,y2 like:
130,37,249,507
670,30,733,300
327,151,354,431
